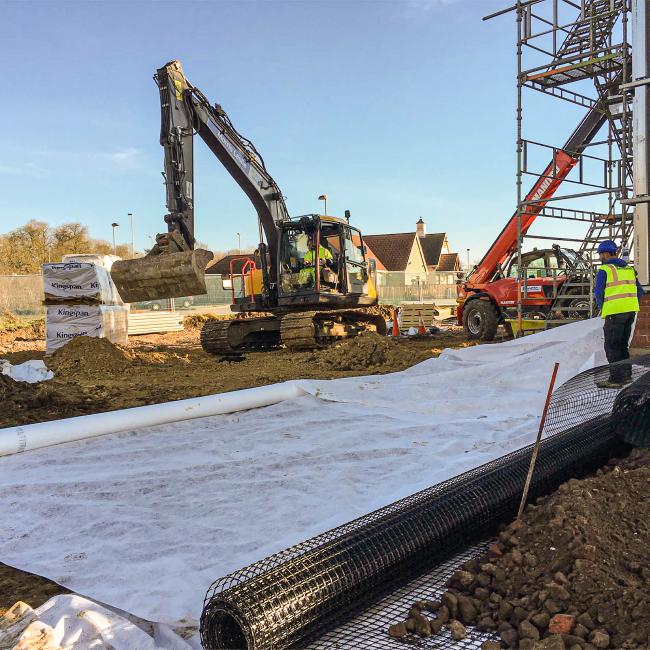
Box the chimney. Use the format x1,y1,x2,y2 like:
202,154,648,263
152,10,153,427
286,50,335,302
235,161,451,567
416,217,426,238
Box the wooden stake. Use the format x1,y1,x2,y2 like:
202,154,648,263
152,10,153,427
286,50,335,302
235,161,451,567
517,362,560,520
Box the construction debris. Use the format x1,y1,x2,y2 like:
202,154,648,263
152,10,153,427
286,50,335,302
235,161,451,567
391,449,650,649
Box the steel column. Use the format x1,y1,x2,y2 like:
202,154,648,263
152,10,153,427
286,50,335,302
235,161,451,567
633,0,650,285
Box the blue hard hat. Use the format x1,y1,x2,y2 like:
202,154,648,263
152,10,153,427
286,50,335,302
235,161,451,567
597,240,618,255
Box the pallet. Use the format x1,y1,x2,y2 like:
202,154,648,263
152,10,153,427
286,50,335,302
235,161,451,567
399,302,439,333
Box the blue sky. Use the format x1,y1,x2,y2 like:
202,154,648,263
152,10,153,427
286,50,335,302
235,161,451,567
1,0,603,259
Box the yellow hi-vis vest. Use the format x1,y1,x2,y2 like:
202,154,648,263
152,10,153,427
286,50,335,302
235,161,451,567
599,263,640,317
304,245,332,265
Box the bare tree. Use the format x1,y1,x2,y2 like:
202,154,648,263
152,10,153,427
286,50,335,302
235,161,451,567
0,220,137,274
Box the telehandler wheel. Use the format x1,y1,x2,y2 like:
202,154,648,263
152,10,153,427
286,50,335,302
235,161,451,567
463,300,499,341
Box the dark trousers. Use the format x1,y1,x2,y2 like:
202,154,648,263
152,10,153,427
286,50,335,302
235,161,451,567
603,312,636,382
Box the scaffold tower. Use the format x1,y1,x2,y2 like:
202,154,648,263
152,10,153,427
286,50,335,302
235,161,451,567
487,0,634,330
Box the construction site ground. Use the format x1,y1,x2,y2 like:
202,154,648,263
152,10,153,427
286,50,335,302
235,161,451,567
2,315,645,650
0,312,479,616
0,314,478,430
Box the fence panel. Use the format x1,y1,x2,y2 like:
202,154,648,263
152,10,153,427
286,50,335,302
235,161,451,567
0,275,45,317
0,272,458,317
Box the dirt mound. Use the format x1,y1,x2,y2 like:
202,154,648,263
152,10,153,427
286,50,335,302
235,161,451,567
0,373,107,428
183,312,276,330
361,304,396,320
183,313,228,329
46,336,137,377
307,333,401,370
390,449,650,649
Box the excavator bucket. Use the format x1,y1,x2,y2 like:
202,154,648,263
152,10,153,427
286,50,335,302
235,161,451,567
110,249,214,303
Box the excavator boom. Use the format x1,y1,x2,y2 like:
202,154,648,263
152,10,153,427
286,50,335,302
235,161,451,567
111,60,289,303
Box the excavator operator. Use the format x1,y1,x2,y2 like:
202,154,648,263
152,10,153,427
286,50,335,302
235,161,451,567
299,234,333,287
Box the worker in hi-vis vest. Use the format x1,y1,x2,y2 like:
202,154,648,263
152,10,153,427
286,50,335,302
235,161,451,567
594,240,644,388
299,235,333,286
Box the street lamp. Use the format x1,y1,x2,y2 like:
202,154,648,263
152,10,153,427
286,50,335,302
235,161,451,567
237,232,241,253
128,213,134,258
318,194,328,215
466,248,471,271
111,222,120,255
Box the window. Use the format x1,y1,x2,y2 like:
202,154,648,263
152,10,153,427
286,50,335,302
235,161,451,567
524,256,546,278
279,229,313,294
345,229,366,265
344,227,368,293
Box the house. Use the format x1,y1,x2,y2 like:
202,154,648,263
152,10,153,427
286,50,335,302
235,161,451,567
363,218,461,287
205,254,258,277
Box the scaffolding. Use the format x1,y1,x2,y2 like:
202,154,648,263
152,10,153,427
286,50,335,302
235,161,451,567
487,0,634,333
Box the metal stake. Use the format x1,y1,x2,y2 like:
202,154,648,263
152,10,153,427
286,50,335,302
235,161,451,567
517,361,560,519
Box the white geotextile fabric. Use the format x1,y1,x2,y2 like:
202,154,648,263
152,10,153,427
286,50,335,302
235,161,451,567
0,319,605,635
0,595,200,650
1,359,53,383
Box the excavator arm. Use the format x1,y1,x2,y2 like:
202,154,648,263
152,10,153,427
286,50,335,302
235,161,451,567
465,101,607,288
111,60,289,303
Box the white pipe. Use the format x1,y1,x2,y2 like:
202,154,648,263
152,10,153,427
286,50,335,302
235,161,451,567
0,382,306,457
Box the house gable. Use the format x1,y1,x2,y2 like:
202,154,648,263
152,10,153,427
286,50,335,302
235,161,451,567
363,233,418,271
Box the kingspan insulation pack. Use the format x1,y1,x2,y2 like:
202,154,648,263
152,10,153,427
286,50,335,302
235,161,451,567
42,260,128,354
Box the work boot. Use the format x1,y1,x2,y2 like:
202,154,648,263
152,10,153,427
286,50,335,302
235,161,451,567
621,377,634,385
596,379,623,389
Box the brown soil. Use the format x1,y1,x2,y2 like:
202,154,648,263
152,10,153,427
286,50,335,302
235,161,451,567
0,564,68,617
390,449,650,650
1,327,475,428
0,373,108,428
307,332,406,370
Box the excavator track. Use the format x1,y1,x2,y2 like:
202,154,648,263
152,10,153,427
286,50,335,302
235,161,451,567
200,317,281,355
280,310,387,351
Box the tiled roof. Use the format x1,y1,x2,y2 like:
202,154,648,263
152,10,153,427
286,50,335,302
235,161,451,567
436,252,461,272
419,233,447,267
362,233,417,271
356,236,387,271
205,254,259,276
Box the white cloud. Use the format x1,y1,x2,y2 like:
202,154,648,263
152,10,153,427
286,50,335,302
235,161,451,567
109,148,142,165
0,162,49,178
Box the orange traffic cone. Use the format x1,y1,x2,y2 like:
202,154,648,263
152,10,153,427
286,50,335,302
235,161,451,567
392,308,400,337
418,311,427,335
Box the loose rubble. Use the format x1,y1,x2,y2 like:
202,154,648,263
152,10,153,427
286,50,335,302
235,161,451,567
388,449,650,649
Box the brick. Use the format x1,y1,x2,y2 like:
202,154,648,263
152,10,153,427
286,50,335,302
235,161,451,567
549,614,576,635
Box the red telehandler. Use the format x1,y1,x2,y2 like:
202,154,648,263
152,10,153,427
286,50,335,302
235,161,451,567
457,102,607,340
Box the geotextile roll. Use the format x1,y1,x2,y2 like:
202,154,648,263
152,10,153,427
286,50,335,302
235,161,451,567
200,415,620,650
0,382,306,456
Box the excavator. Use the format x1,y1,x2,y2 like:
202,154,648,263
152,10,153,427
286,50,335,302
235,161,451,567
457,99,609,341
111,60,385,354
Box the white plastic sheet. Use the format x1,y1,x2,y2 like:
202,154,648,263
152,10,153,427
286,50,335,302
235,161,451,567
45,304,130,353
0,319,605,631
0,595,200,650
42,262,123,305
1,359,53,383
61,253,121,271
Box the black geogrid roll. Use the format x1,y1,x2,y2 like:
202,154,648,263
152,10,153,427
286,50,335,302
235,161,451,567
200,420,619,650
200,358,650,650
613,363,650,447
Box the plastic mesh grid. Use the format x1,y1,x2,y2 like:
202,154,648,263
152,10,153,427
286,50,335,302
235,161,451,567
306,542,494,650
543,354,650,436
201,358,650,650
613,361,650,447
